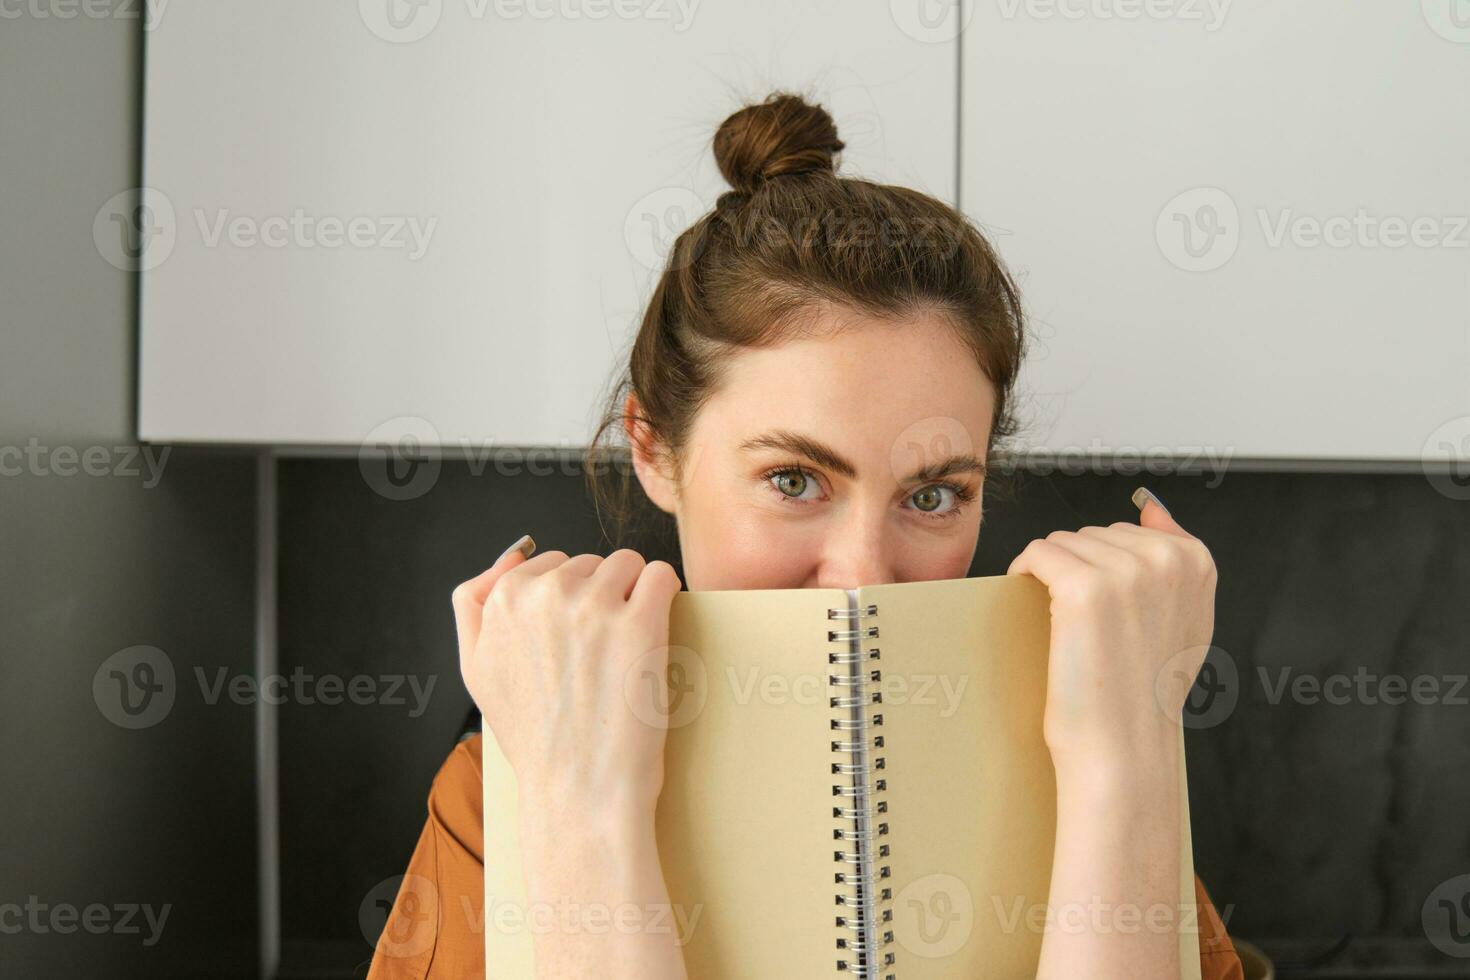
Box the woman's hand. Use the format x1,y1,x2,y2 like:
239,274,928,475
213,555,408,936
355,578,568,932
454,541,685,817
1007,488,1217,777
1008,488,1217,979
452,538,690,979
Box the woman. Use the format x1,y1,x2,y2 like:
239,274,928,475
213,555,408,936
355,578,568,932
368,91,1244,979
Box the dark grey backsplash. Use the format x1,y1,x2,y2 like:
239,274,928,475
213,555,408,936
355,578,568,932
1,453,261,979
275,459,1470,977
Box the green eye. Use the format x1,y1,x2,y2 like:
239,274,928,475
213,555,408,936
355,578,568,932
912,486,945,512
773,470,809,498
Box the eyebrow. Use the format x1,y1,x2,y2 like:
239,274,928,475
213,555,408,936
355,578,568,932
737,429,987,485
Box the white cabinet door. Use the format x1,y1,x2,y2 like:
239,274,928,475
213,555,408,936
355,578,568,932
961,0,1469,463
138,0,956,447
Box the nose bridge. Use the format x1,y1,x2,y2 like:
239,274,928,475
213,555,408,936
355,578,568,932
819,493,894,589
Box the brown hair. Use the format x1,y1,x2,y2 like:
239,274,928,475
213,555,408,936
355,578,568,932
584,90,1028,549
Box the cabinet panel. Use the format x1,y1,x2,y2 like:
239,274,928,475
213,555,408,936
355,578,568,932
140,1,956,447
961,1,1469,461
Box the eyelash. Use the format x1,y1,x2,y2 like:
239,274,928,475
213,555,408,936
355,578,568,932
758,462,977,522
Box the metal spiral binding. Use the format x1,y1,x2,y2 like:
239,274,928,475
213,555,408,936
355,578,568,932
828,595,895,978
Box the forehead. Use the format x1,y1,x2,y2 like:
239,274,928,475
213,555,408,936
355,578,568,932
692,311,997,464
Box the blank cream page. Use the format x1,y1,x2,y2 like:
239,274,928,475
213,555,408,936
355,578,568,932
862,574,1202,980
482,586,848,978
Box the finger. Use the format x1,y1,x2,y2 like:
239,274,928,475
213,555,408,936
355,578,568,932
1075,522,1161,550
511,549,572,577
474,548,573,642
1078,521,1148,538
557,554,605,578
628,560,683,612
1080,520,1204,579
1041,528,1136,573
1006,537,1092,587
459,534,538,605
452,534,537,654
590,548,648,601
1130,486,1195,540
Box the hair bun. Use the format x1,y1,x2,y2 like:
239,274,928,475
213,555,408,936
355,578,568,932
713,92,845,195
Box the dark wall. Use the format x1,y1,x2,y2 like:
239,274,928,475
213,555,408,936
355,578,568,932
0,459,260,978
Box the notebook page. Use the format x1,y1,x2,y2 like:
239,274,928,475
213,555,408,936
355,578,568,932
860,574,1204,980
481,586,846,977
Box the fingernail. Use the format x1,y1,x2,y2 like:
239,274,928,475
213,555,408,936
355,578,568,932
496,533,536,564
1131,487,1170,516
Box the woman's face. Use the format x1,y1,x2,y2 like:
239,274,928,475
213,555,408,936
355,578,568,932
632,308,997,592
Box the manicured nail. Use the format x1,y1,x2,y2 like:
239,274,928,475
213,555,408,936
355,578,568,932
497,533,536,564
1131,487,1170,516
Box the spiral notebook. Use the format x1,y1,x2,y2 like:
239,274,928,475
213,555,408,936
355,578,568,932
481,573,1202,979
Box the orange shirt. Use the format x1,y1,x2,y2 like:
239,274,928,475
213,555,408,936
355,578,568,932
368,734,1244,979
